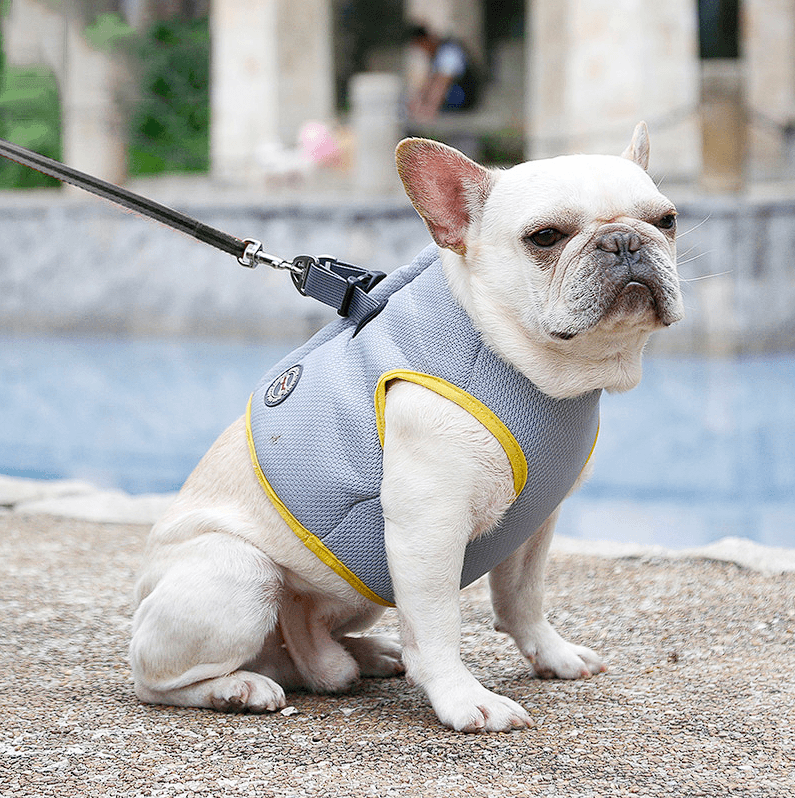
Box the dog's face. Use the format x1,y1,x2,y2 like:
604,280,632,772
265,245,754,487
396,125,684,397
478,153,683,341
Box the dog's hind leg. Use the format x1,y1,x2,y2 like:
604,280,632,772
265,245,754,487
339,634,404,678
130,531,291,712
278,591,364,694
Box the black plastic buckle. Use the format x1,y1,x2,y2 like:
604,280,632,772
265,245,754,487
355,267,387,293
289,254,316,295
318,256,384,286
287,254,386,319
315,256,385,317
337,269,385,317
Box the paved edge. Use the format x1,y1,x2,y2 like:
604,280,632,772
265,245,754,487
2,473,793,574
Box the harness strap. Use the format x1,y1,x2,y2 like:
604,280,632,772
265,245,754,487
296,256,386,329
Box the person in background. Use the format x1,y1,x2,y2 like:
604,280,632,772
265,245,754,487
407,24,480,120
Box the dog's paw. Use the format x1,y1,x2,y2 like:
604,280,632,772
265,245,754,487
208,671,287,713
341,634,405,678
427,678,532,733
520,621,606,680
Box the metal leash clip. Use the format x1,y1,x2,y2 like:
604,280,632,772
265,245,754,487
238,238,304,277
237,240,387,328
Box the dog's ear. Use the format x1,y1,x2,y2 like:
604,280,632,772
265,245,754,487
395,138,495,256
621,122,650,171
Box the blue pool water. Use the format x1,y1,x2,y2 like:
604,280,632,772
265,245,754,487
1,333,793,548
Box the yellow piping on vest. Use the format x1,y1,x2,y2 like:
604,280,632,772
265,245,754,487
245,395,394,607
247,375,598,607
374,370,528,497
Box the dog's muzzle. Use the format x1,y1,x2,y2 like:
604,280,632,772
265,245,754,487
595,230,682,327
544,229,683,340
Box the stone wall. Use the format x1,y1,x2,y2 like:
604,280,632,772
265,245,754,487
0,188,793,355
675,192,795,355
0,191,428,341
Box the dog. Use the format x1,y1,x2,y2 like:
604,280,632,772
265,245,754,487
130,123,683,732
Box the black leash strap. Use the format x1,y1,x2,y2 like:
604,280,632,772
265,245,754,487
0,138,387,326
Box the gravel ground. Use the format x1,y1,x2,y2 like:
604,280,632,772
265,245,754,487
1,513,793,797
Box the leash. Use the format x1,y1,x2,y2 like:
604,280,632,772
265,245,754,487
0,138,387,327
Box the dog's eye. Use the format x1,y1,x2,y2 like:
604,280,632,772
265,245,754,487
526,228,567,248
657,214,677,230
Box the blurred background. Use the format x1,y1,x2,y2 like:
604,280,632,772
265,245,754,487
0,0,793,547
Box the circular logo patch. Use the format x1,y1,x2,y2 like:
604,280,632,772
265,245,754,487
264,365,303,407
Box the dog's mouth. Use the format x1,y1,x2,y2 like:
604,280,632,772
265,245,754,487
615,278,657,310
546,274,683,341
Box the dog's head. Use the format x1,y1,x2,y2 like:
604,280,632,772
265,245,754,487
396,124,684,398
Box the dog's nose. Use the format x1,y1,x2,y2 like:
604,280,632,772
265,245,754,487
596,230,642,255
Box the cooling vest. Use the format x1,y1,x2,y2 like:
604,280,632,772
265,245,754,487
247,245,601,606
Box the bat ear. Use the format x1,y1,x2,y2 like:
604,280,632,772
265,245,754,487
621,121,650,171
395,138,495,256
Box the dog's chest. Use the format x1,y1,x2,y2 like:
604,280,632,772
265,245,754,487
247,248,601,605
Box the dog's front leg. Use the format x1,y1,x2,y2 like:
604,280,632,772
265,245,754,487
489,509,606,679
381,381,531,733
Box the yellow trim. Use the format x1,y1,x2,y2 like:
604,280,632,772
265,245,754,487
583,418,600,472
245,396,394,607
373,370,528,497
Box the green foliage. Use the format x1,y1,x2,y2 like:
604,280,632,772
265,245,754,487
0,66,61,188
84,12,136,52
482,130,524,167
128,16,210,176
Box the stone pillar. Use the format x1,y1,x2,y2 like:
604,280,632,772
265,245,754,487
526,0,702,182
743,0,795,180
210,0,280,183
275,0,335,146
210,0,334,185
350,73,403,194
61,13,129,184
2,0,64,76
700,60,744,193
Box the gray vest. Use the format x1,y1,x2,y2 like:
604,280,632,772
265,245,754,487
247,246,600,606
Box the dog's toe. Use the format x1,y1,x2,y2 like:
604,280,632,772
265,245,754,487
209,671,286,713
519,621,606,680
341,634,405,678
448,694,532,734
428,679,532,733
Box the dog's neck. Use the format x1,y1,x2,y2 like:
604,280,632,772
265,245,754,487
440,249,651,399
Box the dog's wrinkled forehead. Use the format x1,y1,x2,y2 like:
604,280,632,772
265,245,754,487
487,153,668,230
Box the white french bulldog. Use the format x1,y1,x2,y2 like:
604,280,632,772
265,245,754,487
130,123,683,732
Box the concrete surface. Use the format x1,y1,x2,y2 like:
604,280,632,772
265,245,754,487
0,499,793,797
